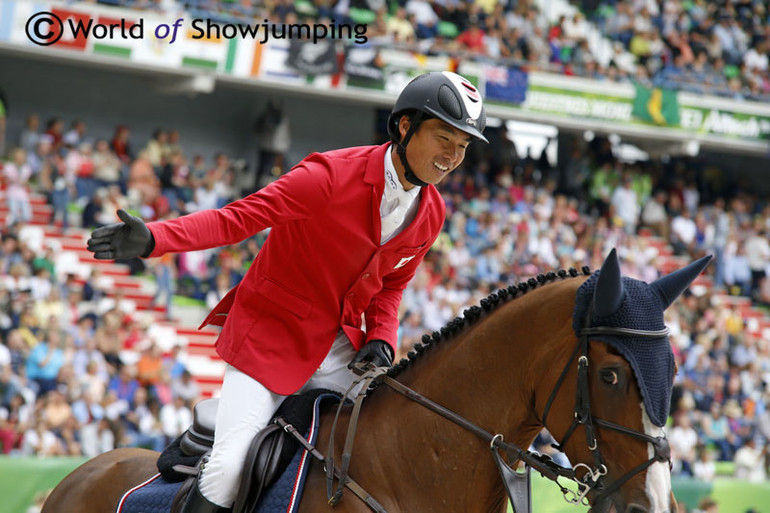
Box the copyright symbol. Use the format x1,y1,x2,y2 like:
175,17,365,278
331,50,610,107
25,12,64,46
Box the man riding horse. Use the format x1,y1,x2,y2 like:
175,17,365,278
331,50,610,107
87,71,488,512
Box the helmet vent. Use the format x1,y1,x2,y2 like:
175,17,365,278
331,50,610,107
437,84,463,120
461,82,480,102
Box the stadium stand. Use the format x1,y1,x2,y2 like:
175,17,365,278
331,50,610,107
98,0,770,100
1,111,769,486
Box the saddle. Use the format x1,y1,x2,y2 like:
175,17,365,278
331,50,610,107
158,389,340,513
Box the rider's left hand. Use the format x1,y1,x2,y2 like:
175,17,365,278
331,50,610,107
348,340,394,369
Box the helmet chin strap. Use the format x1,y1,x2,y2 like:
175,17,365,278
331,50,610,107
395,111,429,188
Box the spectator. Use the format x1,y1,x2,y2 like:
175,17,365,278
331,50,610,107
733,438,768,483
19,114,40,154
111,125,132,165
21,419,63,456
254,101,290,191
3,147,33,226
670,411,698,476
701,402,734,461
610,171,639,235
123,386,164,452
26,329,65,396
136,342,164,388
108,365,139,406
692,445,716,482
143,129,168,169
159,395,192,443
171,370,200,403
92,139,122,188
62,120,87,148
670,208,697,256
744,225,769,299
723,239,752,297
44,118,64,151
386,7,416,43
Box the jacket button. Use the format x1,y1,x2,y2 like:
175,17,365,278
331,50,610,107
347,292,355,300
362,273,371,280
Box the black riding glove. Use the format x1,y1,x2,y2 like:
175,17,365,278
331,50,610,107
348,340,394,370
87,209,155,260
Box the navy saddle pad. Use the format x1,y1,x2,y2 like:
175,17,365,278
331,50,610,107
117,392,341,513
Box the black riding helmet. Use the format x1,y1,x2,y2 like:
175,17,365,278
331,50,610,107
387,71,488,187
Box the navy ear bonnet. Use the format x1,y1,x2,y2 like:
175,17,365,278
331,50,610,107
573,272,673,427
571,250,711,427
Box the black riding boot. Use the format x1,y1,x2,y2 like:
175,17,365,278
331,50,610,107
179,478,231,513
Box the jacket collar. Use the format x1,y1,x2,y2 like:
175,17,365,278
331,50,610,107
364,143,392,185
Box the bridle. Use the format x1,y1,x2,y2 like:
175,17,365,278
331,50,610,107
539,321,673,507
320,314,674,512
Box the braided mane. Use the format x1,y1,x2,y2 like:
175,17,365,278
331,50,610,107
386,266,593,378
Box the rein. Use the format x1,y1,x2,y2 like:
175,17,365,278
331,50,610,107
314,328,673,512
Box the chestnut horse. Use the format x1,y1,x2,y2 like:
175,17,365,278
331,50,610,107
42,250,709,513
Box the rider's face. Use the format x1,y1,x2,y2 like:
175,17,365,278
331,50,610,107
397,117,471,189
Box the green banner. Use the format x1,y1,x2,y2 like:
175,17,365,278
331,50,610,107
633,83,680,126
513,83,770,141
520,85,635,123
680,106,770,140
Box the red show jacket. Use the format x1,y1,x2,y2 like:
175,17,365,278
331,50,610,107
146,144,445,394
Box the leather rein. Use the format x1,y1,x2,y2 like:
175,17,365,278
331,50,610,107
278,325,673,512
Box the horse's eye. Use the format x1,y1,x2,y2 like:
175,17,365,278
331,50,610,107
600,369,619,386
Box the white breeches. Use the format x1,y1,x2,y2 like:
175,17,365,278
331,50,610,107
198,332,363,507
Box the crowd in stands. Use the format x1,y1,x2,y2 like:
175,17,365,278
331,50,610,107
94,0,770,101
2,108,770,497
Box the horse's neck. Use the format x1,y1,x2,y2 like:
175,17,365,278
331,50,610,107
352,281,577,512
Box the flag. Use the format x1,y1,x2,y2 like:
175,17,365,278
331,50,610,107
344,45,384,89
633,83,680,126
484,65,528,105
287,39,338,75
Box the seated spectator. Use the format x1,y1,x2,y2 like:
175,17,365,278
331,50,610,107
701,402,734,461
26,329,65,396
42,389,73,432
386,7,415,43
136,342,164,388
692,445,716,482
160,395,192,443
670,411,698,476
123,386,164,452
62,120,87,149
21,418,64,456
733,438,768,483
92,139,122,188
143,129,169,169
171,370,200,403
111,125,132,165
454,21,487,55
19,114,40,154
0,393,30,454
723,240,752,296
670,209,697,256
3,147,33,227
108,365,139,406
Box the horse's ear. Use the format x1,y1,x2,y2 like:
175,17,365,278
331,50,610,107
651,255,713,310
594,248,624,318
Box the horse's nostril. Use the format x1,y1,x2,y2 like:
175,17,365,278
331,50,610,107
625,505,648,513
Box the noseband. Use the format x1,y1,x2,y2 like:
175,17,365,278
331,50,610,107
540,323,672,506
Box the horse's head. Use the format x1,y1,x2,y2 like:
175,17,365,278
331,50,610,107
541,249,710,513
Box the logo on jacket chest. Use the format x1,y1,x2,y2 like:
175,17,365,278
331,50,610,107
394,255,416,269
